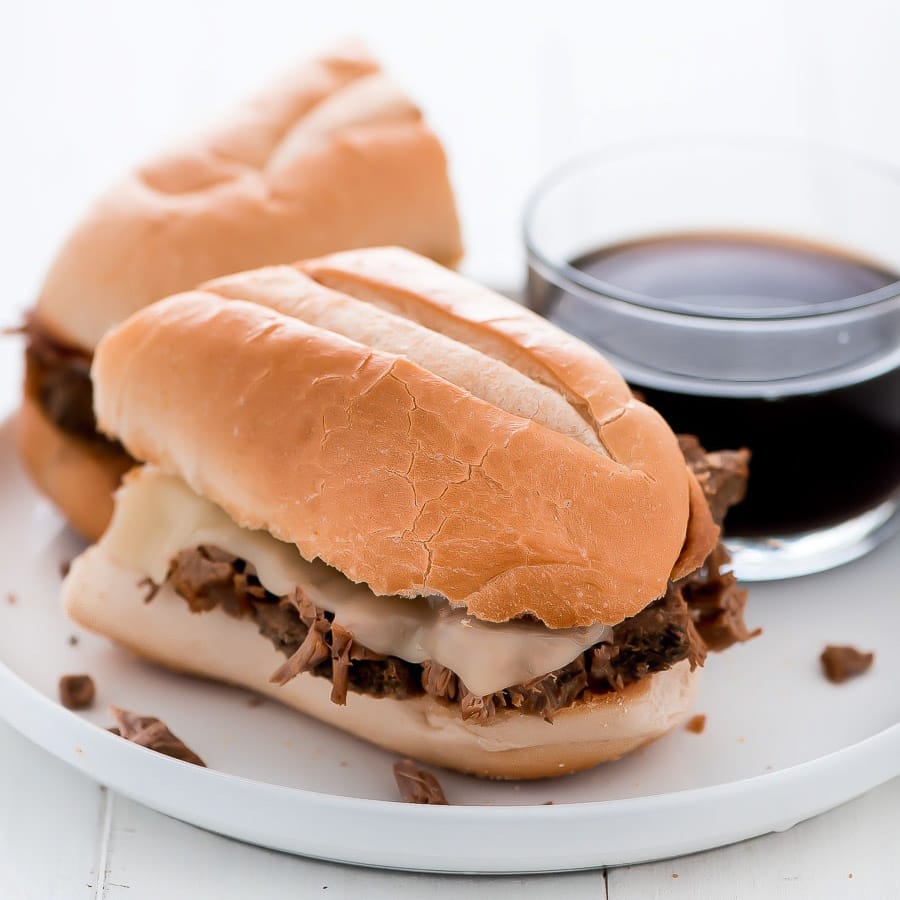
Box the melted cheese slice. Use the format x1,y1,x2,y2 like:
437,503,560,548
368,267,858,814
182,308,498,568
100,467,612,695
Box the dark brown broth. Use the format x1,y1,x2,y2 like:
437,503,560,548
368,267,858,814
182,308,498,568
569,234,900,535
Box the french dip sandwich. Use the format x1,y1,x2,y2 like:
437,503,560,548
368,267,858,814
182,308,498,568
19,44,462,540
64,248,754,779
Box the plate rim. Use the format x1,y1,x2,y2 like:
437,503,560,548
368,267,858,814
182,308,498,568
4,659,900,872
3,658,899,818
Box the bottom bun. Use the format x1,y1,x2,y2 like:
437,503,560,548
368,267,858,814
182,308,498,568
64,543,700,780
17,392,133,541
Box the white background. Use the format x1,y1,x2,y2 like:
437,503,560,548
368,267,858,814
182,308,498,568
4,0,900,299
2,1,900,896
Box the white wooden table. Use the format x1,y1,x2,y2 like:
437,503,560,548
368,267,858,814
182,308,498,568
2,2,899,895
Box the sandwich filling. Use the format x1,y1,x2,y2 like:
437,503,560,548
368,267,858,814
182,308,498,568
102,467,613,698
23,315,129,460
94,441,753,724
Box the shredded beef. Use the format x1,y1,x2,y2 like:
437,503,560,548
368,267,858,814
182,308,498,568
329,623,354,705
347,656,418,699
161,543,737,722
169,548,233,612
30,352,96,439
680,440,757,651
168,546,260,618
262,588,368,704
393,759,448,805
156,437,754,722
253,598,307,656
589,643,622,690
109,706,206,766
679,434,750,524
270,591,332,687
59,674,96,710
421,660,458,701
821,645,874,683
428,658,591,725
590,584,707,693
22,315,128,455
492,658,589,723
459,688,496,724
270,617,331,685
680,543,759,651
252,587,419,700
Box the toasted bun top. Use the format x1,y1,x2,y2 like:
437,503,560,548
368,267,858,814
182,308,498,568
296,247,717,579
92,249,718,628
35,42,462,352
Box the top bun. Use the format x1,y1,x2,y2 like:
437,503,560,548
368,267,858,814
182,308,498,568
92,248,718,629
35,42,462,352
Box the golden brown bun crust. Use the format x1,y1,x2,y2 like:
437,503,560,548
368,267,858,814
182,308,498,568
92,250,717,627
63,548,700,779
298,248,721,576
35,43,462,352
16,392,131,541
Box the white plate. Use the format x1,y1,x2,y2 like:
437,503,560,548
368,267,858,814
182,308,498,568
1,416,898,873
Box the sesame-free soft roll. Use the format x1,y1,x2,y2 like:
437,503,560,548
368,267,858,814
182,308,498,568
64,248,755,779
18,43,462,540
